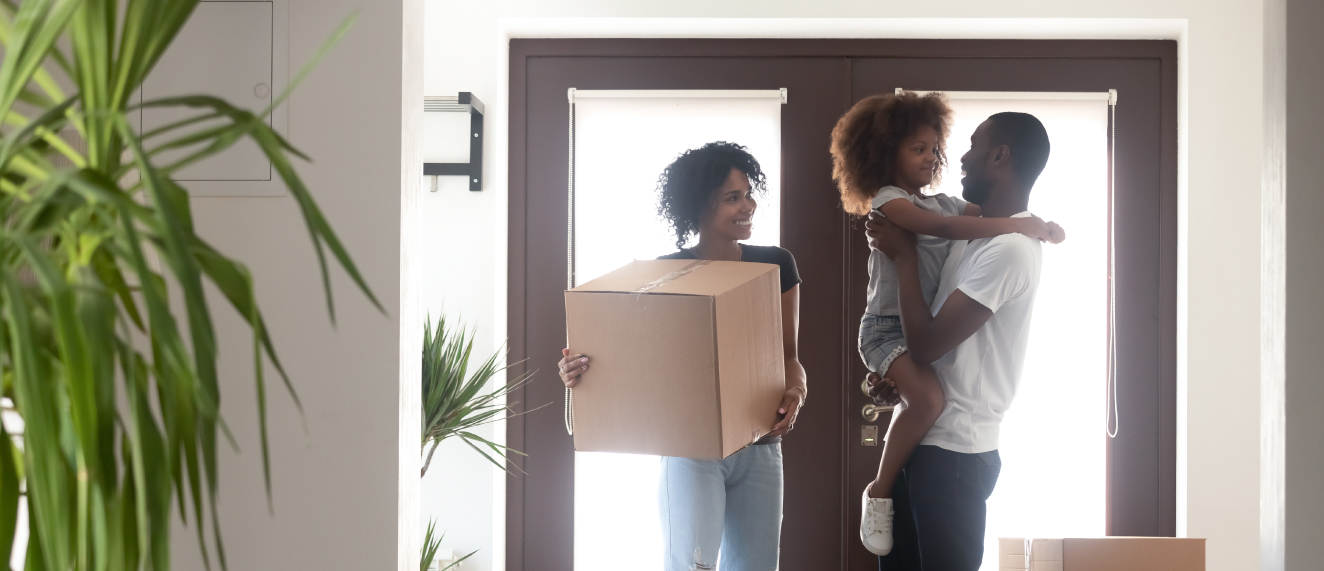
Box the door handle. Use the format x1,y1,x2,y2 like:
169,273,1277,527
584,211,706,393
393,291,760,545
862,403,893,422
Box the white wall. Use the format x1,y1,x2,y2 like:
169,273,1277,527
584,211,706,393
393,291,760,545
171,0,421,569
418,109,500,571
421,2,1267,571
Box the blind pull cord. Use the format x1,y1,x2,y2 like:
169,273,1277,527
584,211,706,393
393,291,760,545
1106,89,1120,439
565,89,576,436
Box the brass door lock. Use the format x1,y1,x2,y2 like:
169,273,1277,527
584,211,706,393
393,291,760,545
861,425,879,446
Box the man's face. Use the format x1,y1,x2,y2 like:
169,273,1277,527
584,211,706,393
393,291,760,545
959,121,995,206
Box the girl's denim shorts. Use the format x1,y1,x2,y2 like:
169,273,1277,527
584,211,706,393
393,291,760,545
858,313,908,375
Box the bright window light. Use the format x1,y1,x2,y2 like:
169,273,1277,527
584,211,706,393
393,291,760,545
928,96,1109,569
571,93,782,571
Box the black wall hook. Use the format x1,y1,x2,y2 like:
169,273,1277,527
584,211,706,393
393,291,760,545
424,92,484,191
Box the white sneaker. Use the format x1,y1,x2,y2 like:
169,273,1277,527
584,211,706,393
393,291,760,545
860,486,894,556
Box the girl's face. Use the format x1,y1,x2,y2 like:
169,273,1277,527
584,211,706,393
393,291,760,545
699,168,757,243
893,123,940,193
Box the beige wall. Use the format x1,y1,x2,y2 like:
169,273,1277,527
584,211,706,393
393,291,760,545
422,2,1268,571
171,0,421,569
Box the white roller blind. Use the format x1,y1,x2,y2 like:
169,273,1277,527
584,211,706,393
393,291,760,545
570,90,783,286
568,89,784,571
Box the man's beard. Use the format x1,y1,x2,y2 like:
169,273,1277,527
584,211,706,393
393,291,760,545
961,170,990,206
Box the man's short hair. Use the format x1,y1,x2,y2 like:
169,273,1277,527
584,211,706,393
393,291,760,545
986,112,1051,184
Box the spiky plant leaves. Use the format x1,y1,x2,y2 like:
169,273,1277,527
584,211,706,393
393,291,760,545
420,315,542,478
0,1,377,569
420,519,476,571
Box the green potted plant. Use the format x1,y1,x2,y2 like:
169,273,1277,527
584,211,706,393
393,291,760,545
0,1,376,569
419,315,539,571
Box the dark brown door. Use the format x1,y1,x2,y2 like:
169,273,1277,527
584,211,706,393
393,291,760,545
507,40,1176,571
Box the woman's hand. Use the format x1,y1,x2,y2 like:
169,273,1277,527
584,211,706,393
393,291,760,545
768,388,805,438
866,372,900,407
558,348,589,388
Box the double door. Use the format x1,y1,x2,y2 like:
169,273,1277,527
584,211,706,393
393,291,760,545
506,39,1176,571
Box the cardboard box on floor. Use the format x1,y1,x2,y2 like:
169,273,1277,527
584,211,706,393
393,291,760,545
564,259,786,460
999,537,1205,571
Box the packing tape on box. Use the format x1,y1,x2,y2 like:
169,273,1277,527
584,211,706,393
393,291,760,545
632,260,712,293
999,538,1063,571
1027,538,1063,571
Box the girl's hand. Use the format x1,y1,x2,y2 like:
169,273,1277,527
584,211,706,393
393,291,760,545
1046,221,1067,244
558,348,589,388
1014,216,1053,242
866,372,900,407
768,388,805,437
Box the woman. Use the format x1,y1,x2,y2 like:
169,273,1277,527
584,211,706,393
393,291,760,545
558,141,807,571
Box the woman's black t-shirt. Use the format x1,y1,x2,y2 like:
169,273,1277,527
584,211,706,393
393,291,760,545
657,244,801,293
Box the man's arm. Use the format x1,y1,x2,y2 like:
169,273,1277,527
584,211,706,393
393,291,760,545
892,250,993,364
867,212,994,364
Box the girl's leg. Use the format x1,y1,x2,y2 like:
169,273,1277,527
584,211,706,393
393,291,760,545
861,352,945,556
718,443,784,571
658,456,726,571
867,353,945,500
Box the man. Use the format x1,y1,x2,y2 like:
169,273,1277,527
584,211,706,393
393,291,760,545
865,112,1051,571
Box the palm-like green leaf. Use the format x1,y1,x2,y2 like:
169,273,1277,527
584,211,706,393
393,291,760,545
0,2,376,570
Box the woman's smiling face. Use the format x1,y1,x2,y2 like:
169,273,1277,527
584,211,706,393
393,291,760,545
699,167,757,243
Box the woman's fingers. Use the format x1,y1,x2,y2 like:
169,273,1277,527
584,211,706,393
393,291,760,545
558,352,589,388
561,366,586,388
768,391,803,437
558,353,587,371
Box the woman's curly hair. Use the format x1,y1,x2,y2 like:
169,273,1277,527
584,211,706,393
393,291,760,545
656,141,767,250
830,91,952,216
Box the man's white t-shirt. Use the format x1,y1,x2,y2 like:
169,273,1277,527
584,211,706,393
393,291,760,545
920,211,1043,454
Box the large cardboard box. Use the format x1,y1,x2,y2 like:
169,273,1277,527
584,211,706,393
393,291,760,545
999,537,1205,571
564,259,786,459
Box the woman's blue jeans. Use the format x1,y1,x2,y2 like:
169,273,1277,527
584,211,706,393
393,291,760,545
658,443,784,571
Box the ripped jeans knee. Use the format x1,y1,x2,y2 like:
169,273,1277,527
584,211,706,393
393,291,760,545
690,547,715,570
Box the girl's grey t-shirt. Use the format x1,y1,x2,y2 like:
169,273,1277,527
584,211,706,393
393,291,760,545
867,186,969,317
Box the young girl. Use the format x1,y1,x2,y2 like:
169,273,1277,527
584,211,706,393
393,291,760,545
829,92,1063,556
558,141,806,571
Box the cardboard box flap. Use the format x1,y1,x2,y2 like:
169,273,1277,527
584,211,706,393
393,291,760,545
571,259,696,294
571,259,780,297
